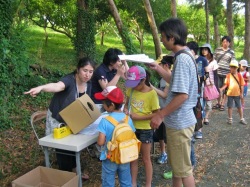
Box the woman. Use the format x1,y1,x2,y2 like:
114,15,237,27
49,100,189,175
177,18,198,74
200,43,219,125
91,48,129,104
24,57,95,180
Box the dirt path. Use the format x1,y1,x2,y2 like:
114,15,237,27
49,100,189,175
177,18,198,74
145,91,250,187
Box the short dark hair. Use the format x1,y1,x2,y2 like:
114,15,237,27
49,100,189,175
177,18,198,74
187,41,199,55
103,99,122,110
103,48,123,66
221,36,231,43
159,18,188,46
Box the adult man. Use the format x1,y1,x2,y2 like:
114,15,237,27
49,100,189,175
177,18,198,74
150,18,197,187
214,36,235,111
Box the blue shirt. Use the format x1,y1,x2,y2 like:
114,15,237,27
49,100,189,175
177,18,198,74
164,50,198,129
91,63,117,104
97,112,135,160
196,56,208,77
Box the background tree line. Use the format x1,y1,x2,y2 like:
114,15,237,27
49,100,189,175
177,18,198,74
0,0,249,130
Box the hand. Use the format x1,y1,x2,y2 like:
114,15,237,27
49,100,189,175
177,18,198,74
24,87,42,97
150,112,164,129
116,63,126,76
147,62,159,70
123,107,129,115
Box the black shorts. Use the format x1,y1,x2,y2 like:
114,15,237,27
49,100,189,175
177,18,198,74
153,122,167,143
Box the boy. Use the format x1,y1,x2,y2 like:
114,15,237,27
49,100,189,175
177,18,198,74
94,86,135,187
219,60,247,125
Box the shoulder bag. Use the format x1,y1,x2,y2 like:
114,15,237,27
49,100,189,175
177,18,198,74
203,79,219,101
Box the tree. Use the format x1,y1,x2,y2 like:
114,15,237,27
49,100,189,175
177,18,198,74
171,0,177,17
75,0,96,59
226,0,234,49
244,0,250,60
204,0,210,43
107,0,137,54
143,0,162,58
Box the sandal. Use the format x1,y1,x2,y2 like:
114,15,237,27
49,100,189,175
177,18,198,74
204,119,209,125
82,174,89,181
212,103,220,109
219,105,225,111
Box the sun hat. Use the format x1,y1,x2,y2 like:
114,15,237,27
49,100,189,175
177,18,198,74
229,59,239,68
200,43,213,55
239,59,248,67
125,65,146,88
94,86,124,104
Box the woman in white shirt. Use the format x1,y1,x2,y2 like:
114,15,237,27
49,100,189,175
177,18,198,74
200,43,219,125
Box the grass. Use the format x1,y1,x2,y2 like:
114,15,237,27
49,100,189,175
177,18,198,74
0,24,246,186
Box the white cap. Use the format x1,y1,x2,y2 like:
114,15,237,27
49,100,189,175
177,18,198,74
239,59,248,67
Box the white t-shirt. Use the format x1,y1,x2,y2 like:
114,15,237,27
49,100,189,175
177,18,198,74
205,59,219,85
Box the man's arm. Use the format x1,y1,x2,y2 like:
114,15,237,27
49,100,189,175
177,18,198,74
148,62,172,83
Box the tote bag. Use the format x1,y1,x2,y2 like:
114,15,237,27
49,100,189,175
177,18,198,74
203,84,219,101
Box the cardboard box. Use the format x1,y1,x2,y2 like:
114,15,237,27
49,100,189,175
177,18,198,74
12,166,78,187
59,94,101,134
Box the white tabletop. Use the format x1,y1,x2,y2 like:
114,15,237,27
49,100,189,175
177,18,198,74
39,133,98,152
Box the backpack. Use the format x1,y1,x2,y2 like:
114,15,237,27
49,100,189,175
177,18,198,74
105,115,141,164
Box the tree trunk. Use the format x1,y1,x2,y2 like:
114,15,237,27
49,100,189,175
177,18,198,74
205,0,210,43
244,0,250,61
171,0,177,17
107,0,137,54
226,0,234,49
76,0,96,59
213,14,220,49
143,0,162,58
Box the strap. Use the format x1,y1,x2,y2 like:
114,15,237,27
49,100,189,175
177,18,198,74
217,50,233,63
105,115,129,127
231,73,241,91
176,50,200,94
128,89,134,113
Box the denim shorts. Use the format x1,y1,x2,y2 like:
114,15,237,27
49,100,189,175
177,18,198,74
102,159,132,187
227,96,241,108
135,129,153,144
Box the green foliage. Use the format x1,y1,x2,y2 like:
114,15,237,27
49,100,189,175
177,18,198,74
0,0,13,38
74,0,96,59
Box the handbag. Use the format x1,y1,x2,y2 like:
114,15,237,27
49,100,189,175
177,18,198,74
193,97,203,131
203,83,219,101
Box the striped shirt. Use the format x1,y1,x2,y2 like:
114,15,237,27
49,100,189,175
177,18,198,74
164,51,198,130
214,47,235,76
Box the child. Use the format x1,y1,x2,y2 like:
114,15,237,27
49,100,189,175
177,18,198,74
150,54,172,164
219,60,247,125
95,86,135,187
124,65,160,187
239,60,249,110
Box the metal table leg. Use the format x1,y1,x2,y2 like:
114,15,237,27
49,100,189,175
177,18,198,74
75,152,82,187
43,147,50,167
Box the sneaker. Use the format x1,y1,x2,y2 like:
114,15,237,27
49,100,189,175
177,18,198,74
228,118,233,125
157,153,167,164
240,118,247,125
163,171,172,179
194,131,203,139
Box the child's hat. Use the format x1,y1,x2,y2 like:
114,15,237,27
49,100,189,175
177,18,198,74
94,86,124,104
239,59,248,67
229,59,239,68
125,65,146,88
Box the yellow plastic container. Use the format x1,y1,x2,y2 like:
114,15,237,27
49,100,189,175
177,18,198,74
53,125,72,139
